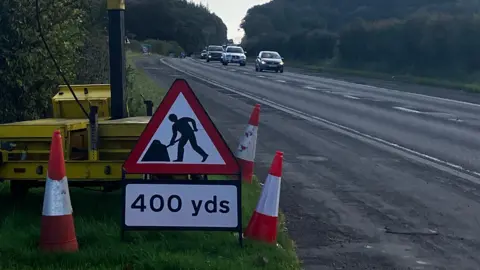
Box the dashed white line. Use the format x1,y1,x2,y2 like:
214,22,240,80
303,86,316,90
448,118,464,122
393,107,422,114
257,75,266,78
160,58,480,185
344,95,360,99
243,72,249,75
276,80,287,83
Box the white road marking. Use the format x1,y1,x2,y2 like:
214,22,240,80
449,118,464,122
191,57,480,108
257,75,266,78
243,72,249,75
344,95,360,99
303,86,316,90
276,80,287,83
394,107,422,114
330,78,480,108
160,58,480,185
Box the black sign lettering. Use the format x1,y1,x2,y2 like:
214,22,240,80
131,194,147,212
132,194,231,215
205,195,217,213
168,195,182,212
150,194,165,212
191,200,203,216
219,200,230,213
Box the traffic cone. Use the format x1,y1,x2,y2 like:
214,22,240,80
236,104,260,183
39,130,78,252
244,151,283,244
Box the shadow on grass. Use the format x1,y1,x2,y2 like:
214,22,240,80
0,181,299,270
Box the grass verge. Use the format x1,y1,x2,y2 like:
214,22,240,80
0,52,300,269
126,51,167,116
0,179,299,269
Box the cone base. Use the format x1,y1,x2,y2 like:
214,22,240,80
238,158,254,183
244,211,278,243
40,214,78,252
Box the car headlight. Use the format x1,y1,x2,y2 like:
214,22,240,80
208,55,212,58
241,55,246,59
280,61,284,65
261,61,266,64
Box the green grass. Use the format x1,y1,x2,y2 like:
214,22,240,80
0,179,299,270
126,51,167,116
0,52,300,269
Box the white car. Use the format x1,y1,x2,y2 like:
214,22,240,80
221,46,247,66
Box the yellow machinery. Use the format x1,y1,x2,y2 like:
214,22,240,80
0,0,177,197
0,84,150,196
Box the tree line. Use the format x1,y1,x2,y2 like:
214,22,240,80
0,0,227,124
240,0,480,80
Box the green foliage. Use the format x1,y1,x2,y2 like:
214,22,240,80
126,39,184,56
0,0,86,123
241,0,480,81
144,39,184,55
0,0,110,124
0,0,223,124
125,0,227,53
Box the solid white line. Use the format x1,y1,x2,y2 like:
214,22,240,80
344,95,360,100
393,107,422,114
160,58,480,185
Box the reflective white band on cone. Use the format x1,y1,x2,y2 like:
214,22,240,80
42,176,73,216
254,174,281,217
236,125,258,162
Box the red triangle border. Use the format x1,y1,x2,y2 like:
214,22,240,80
123,78,240,175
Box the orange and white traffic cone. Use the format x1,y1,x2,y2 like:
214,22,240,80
40,130,78,252
244,151,283,244
236,104,260,183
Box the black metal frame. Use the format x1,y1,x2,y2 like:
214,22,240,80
120,170,243,246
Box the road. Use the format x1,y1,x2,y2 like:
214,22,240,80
136,56,480,270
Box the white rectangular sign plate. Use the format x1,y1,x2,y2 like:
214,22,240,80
124,183,239,228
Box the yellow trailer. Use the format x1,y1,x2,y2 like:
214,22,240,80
0,84,148,197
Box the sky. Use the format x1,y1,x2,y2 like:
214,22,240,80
191,0,270,43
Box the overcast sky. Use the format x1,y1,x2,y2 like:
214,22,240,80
191,0,270,42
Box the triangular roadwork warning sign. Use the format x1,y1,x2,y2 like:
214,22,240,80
123,78,240,175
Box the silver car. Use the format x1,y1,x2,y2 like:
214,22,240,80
255,51,284,73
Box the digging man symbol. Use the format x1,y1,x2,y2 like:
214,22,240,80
167,114,209,162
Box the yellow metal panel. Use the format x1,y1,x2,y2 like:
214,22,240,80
107,0,125,10
0,161,142,180
52,84,111,118
53,84,111,100
97,117,150,137
0,119,88,138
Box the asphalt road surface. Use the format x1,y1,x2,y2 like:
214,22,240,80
136,56,480,270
